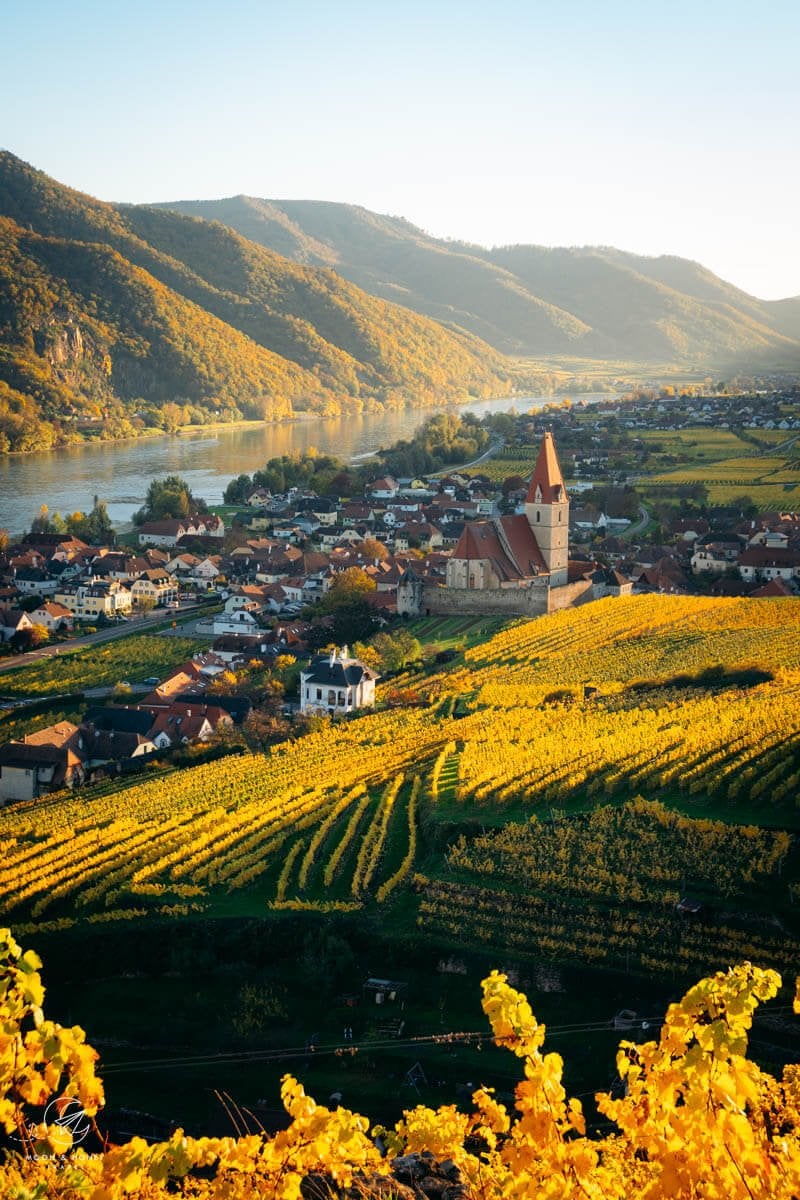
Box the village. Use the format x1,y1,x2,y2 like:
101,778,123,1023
1,389,799,806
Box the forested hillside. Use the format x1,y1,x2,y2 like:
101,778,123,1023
0,154,510,452
163,194,800,363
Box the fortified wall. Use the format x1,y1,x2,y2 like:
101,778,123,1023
422,577,593,617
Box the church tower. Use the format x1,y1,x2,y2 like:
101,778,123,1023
524,432,569,587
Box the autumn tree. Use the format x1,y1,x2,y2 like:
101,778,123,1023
241,708,290,749
223,473,254,504
501,474,527,495
25,625,50,649
30,504,66,535
322,568,377,610
64,498,115,545
360,537,389,561
365,629,422,672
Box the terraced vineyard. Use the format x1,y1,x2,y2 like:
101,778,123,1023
3,595,799,979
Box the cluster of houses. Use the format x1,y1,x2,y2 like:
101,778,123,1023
687,516,800,594
3,441,797,659
570,512,800,598
0,640,383,805
0,654,243,803
232,472,494,558
0,523,227,644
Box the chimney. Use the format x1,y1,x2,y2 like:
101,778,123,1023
329,647,336,667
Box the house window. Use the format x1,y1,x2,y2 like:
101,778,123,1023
316,688,322,700
536,511,540,523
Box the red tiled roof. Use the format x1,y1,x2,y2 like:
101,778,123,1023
149,702,230,742
499,514,549,576
363,591,398,610
451,515,548,581
739,548,800,567
23,721,80,748
38,602,73,618
751,578,795,597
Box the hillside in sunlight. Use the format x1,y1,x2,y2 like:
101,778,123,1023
162,194,800,364
0,153,511,452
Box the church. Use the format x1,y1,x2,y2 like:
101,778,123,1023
407,432,600,618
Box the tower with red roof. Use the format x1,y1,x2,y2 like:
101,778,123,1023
523,431,569,587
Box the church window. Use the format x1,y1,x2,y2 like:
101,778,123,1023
536,511,540,522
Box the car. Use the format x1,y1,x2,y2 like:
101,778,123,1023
143,676,160,686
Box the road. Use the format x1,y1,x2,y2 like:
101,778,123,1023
624,504,652,540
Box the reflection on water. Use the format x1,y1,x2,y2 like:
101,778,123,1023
0,395,611,534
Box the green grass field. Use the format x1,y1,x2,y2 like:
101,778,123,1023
406,614,510,650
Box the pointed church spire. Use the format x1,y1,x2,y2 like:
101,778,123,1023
525,432,566,504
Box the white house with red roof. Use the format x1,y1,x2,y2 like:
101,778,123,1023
367,476,399,500
28,601,75,633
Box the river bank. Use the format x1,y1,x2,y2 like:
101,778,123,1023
0,392,615,536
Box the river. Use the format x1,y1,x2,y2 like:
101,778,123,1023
0,393,611,535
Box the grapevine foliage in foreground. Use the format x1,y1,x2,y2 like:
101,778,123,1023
2,928,800,1198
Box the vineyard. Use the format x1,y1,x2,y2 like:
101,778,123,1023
644,451,800,509
0,633,205,698
2,595,799,982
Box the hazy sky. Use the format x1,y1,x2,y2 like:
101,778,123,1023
4,0,799,299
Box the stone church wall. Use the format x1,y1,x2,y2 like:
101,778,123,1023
423,581,550,617
422,577,595,618
546,579,595,612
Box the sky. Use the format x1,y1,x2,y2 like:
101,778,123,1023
3,0,799,299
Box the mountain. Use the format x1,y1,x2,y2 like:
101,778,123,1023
0,154,511,453
161,196,800,365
